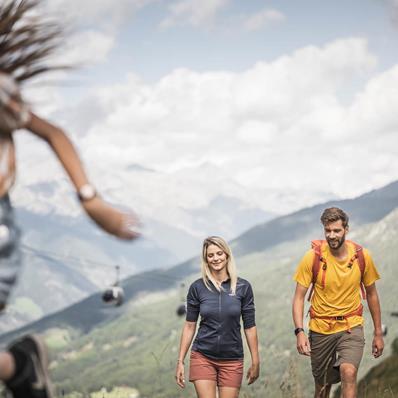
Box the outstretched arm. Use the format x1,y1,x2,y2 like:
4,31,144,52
26,113,90,188
365,283,384,358
24,112,139,240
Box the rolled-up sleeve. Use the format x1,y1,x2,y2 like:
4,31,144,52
241,282,256,329
186,283,200,322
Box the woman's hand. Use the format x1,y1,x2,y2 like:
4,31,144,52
243,326,260,385
81,197,140,240
246,362,260,385
175,362,185,388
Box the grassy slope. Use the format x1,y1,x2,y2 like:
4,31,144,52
46,209,398,398
356,338,398,397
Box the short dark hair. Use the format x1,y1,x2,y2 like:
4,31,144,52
320,207,349,228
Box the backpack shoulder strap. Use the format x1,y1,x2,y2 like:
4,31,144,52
347,240,366,278
311,240,324,283
307,240,325,301
347,240,367,299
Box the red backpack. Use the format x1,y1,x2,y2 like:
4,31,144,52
307,239,367,302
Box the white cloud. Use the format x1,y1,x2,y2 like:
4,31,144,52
345,65,398,137
243,8,285,31
160,0,230,29
56,30,115,67
14,37,398,228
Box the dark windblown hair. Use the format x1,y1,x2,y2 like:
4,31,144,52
320,207,349,228
0,0,63,82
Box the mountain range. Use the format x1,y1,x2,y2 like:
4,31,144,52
1,190,273,334
1,179,397,397
3,179,397,342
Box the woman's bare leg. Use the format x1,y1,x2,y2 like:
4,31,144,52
219,386,240,398
194,380,217,398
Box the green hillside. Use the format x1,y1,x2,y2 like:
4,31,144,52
1,206,182,335
0,259,198,344
356,338,398,397
2,182,397,397
42,208,398,397
3,180,398,344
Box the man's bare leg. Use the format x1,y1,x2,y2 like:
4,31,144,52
340,363,357,398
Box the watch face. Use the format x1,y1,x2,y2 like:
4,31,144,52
79,184,96,200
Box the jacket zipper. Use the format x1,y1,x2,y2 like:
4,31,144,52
217,290,221,353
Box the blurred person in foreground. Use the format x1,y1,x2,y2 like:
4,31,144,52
0,1,140,397
292,207,383,398
175,236,260,398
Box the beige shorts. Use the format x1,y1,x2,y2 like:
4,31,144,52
309,325,365,385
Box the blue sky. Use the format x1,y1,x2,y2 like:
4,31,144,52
67,0,398,83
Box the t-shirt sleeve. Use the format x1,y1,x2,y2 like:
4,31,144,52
293,250,314,288
241,282,256,329
186,282,200,322
362,249,381,287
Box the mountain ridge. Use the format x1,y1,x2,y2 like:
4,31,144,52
233,179,398,255
2,179,397,345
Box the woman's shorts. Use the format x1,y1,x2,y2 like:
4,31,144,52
0,195,21,308
189,350,244,388
309,325,365,385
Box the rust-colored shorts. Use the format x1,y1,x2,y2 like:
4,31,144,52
189,350,244,388
309,325,365,385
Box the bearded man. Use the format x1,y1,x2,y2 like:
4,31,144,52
292,207,384,398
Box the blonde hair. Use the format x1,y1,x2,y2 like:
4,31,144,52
201,236,238,295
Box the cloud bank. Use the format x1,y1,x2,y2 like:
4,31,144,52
14,36,398,227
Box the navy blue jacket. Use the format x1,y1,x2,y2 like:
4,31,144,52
186,277,255,360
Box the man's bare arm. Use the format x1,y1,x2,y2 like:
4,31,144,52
365,283,384,358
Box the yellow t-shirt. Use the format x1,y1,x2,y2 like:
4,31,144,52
294,241,380,334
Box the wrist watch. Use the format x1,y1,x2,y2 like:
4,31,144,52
294,327,305,336
77,184,97,202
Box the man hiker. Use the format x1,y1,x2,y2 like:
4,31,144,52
292,207,384,398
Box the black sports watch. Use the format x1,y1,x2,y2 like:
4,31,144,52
294,327,305,336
